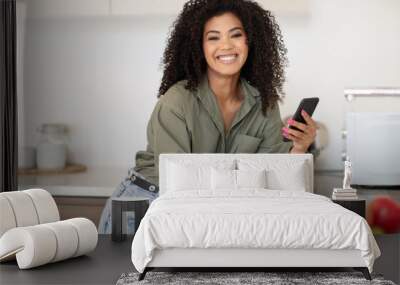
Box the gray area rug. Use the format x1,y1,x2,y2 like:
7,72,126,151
116,272,396,285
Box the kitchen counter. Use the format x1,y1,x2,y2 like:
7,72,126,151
18,166,127,198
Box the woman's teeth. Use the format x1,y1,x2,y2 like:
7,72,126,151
217,54,238,63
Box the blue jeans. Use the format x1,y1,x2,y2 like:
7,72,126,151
98,168,158,234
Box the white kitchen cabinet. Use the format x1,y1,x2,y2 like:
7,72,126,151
26,0,110,19
25,0,309,19
110,0,187,16
110,0,310,16
259,0,310,16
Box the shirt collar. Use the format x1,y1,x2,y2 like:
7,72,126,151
196,76,260,135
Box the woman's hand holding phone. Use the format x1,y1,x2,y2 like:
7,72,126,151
283,110,317,153
282,97,319,153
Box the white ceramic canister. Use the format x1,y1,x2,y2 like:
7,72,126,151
18,146,36,169
36,124,68,170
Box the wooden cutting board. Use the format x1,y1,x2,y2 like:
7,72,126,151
18,164,87,175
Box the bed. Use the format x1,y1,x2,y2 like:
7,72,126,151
131,154,380,280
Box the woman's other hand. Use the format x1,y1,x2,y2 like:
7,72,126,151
282,110,317,154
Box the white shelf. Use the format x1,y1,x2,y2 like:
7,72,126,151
18,166,127,198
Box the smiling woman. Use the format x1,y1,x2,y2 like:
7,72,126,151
98,0,317,234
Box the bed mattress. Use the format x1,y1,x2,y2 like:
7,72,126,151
131,190,380,273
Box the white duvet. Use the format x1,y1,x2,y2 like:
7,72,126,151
131,190,380,273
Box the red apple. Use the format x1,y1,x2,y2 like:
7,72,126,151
367,196,400,234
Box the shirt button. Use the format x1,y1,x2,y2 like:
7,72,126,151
149,185,156,192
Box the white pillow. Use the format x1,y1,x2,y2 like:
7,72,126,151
168,162,211,191
236,169,267,189
211,168,267,190
237,159,308,191
267,162,307,191
211,168,236,190
166,159,236,192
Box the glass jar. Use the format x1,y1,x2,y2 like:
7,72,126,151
36,124,69,170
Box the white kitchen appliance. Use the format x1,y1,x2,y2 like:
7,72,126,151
344,88,400,187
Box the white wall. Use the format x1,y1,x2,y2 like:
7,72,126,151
21,0,400,171
24,16,171,169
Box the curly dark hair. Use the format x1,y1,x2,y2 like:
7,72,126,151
158,0,288,115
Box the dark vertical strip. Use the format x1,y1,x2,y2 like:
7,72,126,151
0,0,18,192
112,200,123,242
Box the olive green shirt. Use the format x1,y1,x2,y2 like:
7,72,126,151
134,77,293,186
